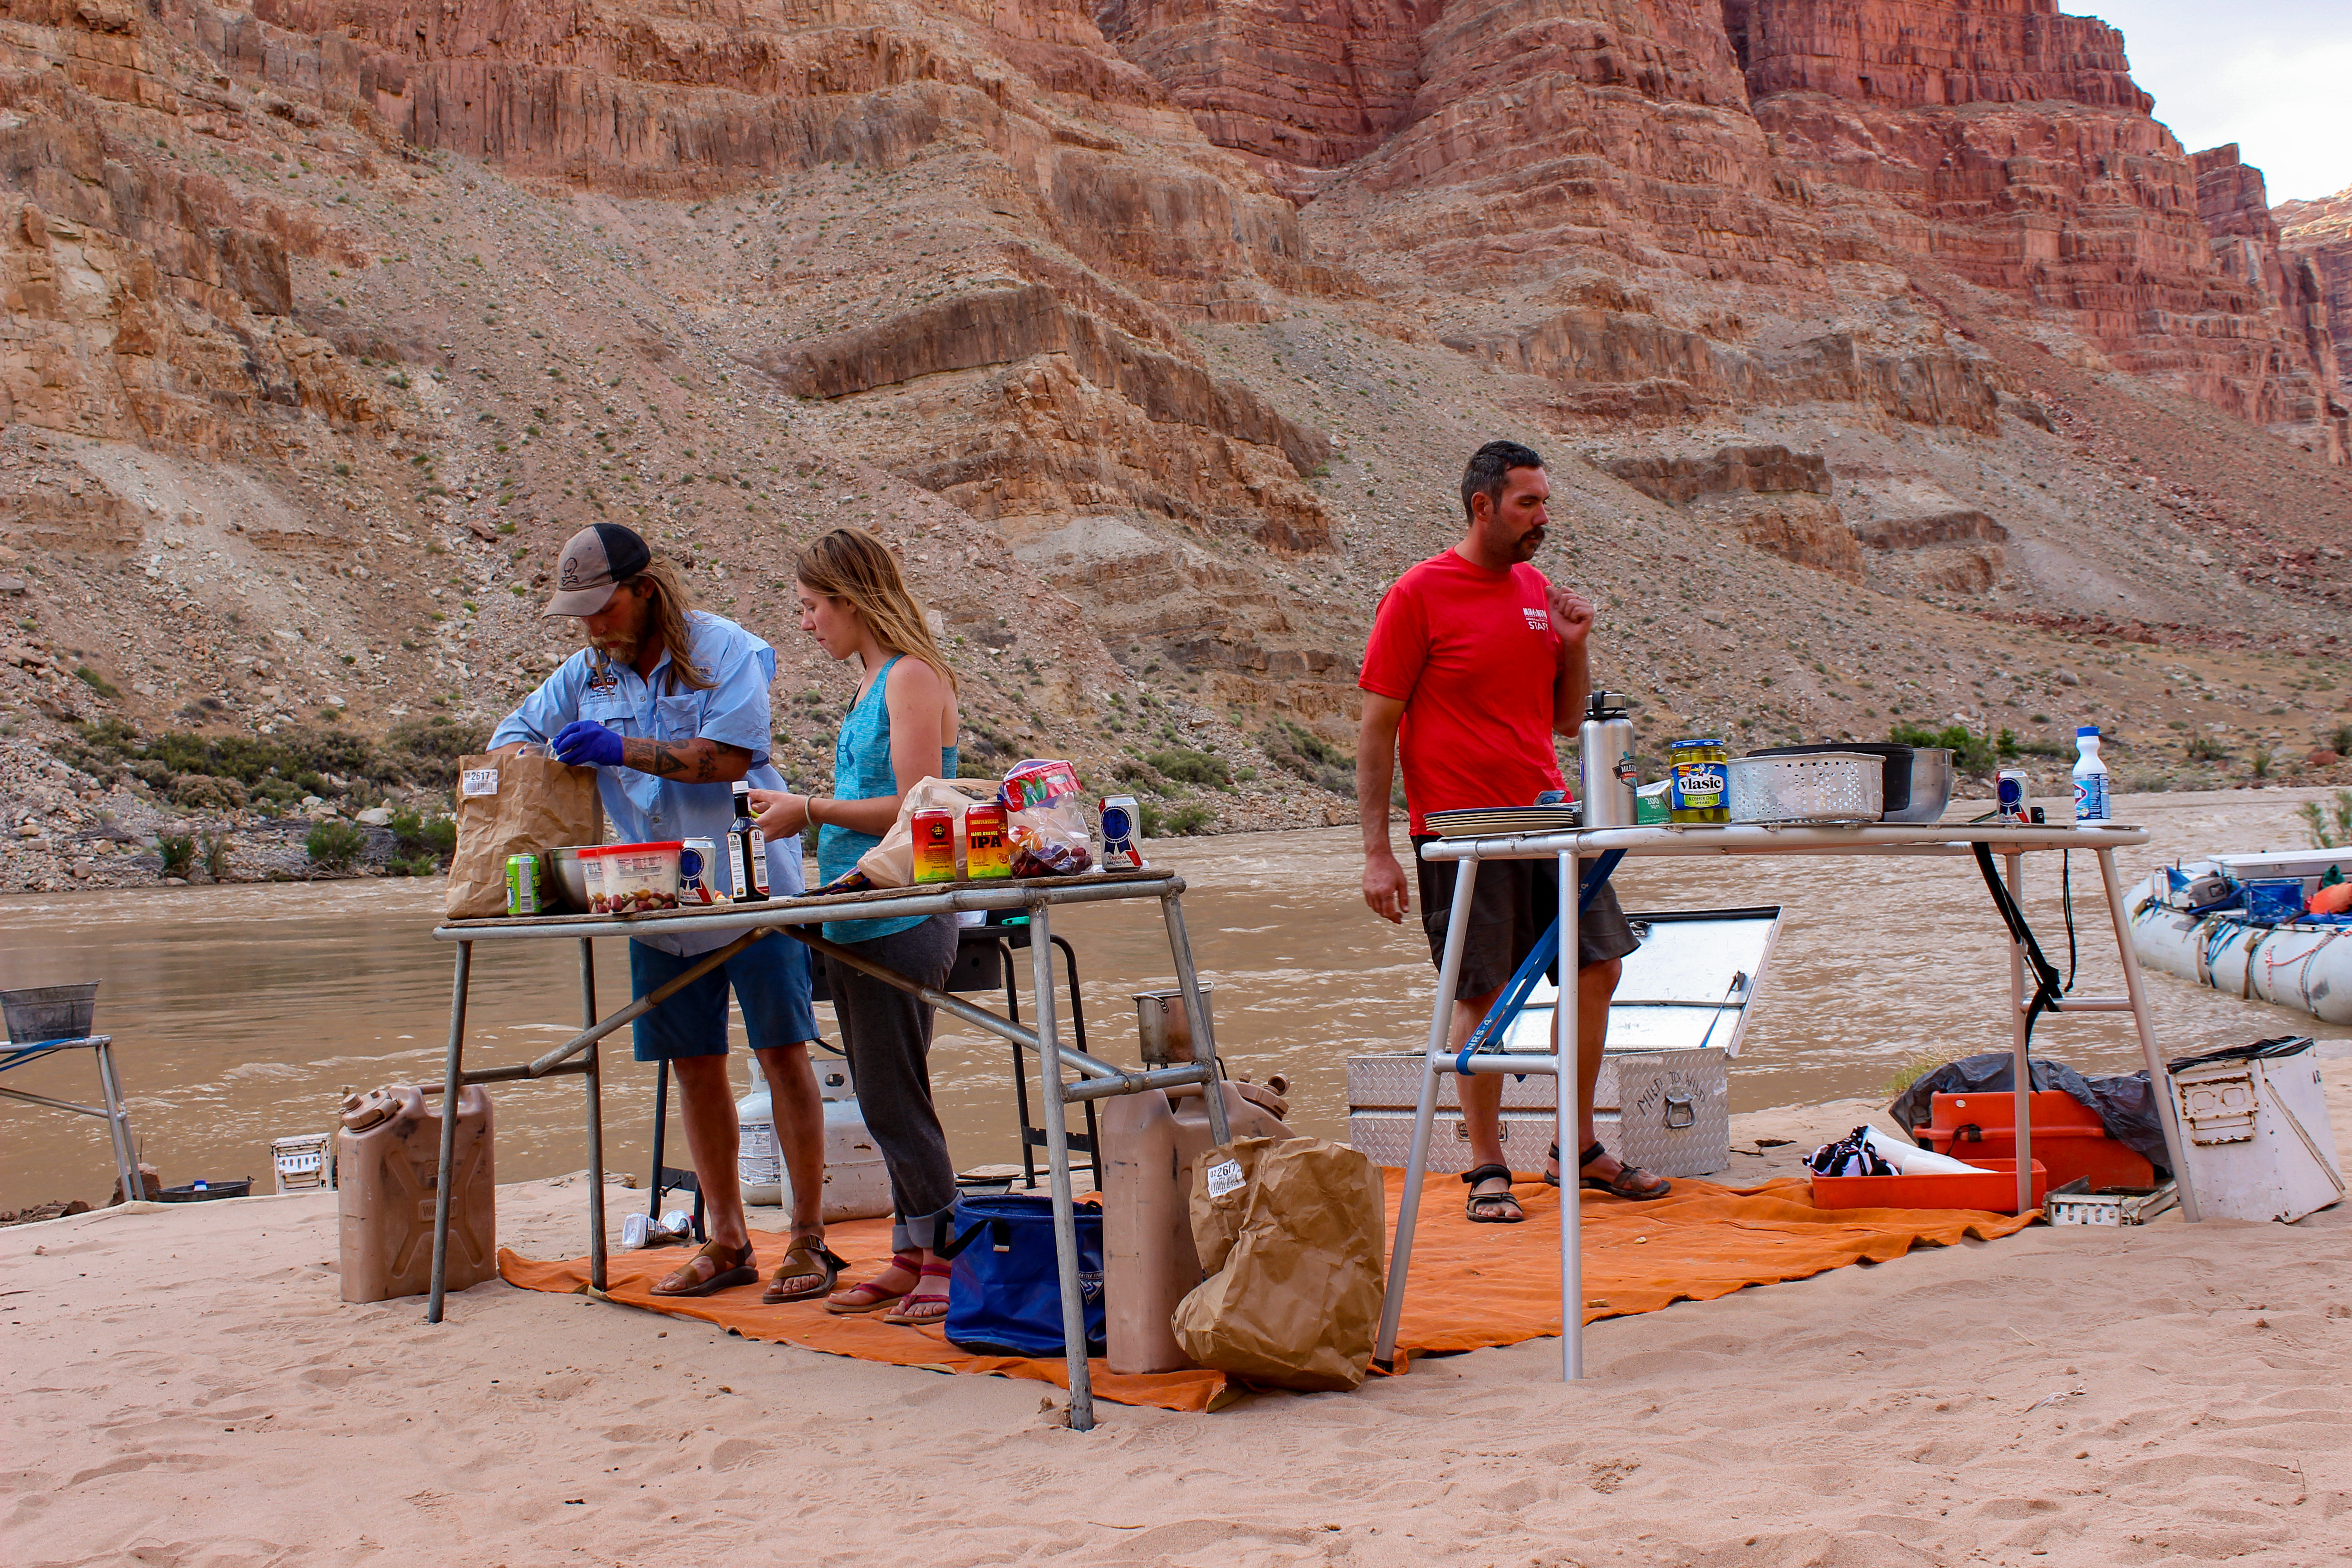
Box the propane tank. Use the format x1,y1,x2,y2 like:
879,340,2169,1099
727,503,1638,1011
1578,691,1639,828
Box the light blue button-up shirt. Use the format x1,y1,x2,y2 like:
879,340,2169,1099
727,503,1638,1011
490,612,805,956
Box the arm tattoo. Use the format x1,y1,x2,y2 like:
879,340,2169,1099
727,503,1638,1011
621,737,752,783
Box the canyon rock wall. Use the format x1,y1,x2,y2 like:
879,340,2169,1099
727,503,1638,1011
2278,184,2352,408
1742,0,2342,455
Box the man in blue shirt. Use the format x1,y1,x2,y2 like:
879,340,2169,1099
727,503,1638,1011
491,523,843,1304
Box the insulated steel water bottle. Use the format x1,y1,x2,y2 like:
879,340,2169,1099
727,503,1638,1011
1578,692,1639,828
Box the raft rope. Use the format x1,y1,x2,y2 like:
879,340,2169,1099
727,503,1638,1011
1971,841,2067,1046
1455,848,1626,1075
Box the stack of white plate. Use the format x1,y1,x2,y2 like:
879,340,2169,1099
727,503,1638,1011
1422,805,1579,838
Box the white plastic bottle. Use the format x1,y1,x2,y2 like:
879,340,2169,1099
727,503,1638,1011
2072,725,2110,823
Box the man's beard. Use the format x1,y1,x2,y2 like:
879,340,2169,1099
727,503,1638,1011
589,628,640,663
1514,526,1547,561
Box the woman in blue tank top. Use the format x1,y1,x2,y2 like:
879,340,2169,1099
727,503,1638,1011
751,528,963,1325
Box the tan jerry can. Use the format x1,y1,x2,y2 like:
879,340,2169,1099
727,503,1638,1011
1100,1082,1290,1375
336,1083,496,1303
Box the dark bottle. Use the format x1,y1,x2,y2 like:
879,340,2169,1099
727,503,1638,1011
729,780,770,902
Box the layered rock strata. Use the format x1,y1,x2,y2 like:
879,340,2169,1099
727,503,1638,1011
2277,185,2352,405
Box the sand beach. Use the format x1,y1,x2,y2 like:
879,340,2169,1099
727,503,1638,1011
9,1082,2349,1568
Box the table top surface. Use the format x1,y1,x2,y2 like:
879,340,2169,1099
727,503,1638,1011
1418,820,2149,860
434,867,1184,940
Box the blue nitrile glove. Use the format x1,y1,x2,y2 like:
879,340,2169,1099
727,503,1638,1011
553,720,626,769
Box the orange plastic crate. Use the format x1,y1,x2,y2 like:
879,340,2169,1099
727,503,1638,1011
1810,1157,2049,1215
1922,1091,2154,1191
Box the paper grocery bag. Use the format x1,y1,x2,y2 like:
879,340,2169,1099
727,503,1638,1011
1170,1137,1387,1392
853,776,999,888
444,753,604,919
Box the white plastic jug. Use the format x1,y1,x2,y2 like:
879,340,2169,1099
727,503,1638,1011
736,1058,893,1220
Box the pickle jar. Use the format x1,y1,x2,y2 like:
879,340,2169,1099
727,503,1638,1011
1668,739,1730,824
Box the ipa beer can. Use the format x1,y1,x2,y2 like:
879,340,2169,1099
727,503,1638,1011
505,852,543,916
1100,794,1145,871
1996,769,2028,823
962,801,1011,879
911,808,958,883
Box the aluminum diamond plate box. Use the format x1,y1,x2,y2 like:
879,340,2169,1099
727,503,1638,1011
1347,1048,1730,1178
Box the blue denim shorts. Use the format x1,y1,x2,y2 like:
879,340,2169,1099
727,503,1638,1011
627,933,818,1063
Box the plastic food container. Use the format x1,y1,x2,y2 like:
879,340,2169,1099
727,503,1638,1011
581,842,684,914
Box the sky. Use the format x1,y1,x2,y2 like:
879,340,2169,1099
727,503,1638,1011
2080,0,2352,204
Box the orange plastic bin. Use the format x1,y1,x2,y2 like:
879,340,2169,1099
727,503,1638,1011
1811,1158,2049,1215
1921,1091,2154,1191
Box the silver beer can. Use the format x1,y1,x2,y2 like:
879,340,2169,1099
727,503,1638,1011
1101,794,1145,871
680,837,719,903
1996,769,2029,822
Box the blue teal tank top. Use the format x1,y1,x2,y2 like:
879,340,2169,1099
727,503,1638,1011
818,654,959,943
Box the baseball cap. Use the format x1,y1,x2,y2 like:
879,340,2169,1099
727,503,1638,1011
543,523,652,616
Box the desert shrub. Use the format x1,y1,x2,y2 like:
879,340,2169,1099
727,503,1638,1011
2303,789,2352,849
1144,748,1231,790
168,774,248,811
1261,721,1354,797
199,832,231,882
2184,735,2230,763
156,834,196,879
388,807,458,865
1890,722,1996,777
383,715,490,789
305,818,368,870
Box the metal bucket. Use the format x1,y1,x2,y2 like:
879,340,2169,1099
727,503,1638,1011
1133,983,1215,1066
2,981,99,1044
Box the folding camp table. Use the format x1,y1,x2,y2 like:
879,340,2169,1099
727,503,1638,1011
429,868,1228,1431
1374,821,2202,1382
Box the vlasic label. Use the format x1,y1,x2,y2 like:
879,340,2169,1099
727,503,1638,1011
1670,762,1727,811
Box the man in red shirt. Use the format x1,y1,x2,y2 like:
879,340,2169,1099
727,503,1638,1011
1357,440,1667,1221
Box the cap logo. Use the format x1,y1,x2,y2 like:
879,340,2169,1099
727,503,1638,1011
560,558,587,588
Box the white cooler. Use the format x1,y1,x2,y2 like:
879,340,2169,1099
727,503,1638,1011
2169,1037,2345,1223
1347,906,1783,1180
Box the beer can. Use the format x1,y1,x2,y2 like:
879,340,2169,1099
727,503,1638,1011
911,808,958,883
504,852,543,917
680,837,720,904
1996,769,2029,822
962,801,1011,880
1101,794,1145,872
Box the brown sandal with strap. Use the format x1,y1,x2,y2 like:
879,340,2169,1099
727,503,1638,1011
762,1234,848,1304
649,1238,759,1298
825,1251,921,1315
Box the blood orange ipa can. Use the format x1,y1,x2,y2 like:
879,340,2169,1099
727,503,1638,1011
963,802,1011,879
911,807,958,883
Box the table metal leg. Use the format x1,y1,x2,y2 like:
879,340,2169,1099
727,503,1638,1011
2004,851,2034,1214
580,938,607,1294
428,940,472,1324
1026,901,1094,1431
93,1039,138,1203
2095,848,2202,1221
648,1059,671,1217
1159,892,1230,1148
1375,858,1478,1369
1559,849,1583,1381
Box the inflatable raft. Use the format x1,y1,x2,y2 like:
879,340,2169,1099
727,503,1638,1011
2129,849,2352,1025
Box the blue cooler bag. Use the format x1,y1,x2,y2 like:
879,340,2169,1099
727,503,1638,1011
942,1193,1105,1357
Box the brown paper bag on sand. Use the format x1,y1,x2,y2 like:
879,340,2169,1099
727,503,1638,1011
445,753,604,919
852,776,1000,887
1170,1136,1387,1392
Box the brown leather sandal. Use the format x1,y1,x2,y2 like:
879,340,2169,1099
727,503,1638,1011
649,1238,759,1298
762,1234,848,1304
1461,1163,1525,1223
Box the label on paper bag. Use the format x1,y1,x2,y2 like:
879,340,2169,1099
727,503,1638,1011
1203,1158,1245,1200
461,768,501,798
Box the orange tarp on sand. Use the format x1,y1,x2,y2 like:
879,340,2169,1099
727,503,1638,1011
499,1173,2036,1413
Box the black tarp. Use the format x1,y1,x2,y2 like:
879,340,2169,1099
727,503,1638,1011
1888,1053,2170,1175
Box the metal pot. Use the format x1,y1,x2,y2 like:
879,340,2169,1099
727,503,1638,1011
1882,748,1954,824
545,846,596,911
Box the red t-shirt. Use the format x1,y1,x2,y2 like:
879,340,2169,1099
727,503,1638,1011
1358,550,1567,834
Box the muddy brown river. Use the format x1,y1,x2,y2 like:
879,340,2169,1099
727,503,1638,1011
7,792,2350,1207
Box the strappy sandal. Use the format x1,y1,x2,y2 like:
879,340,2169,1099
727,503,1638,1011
824,1250,921,1315
762,1233,848,1304
1460,1163,1525,1224
882,1262,953,1327
1566,1140,1671,1200
649,1238,758,1298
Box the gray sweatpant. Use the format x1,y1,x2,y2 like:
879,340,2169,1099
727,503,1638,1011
825,915,960,1253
